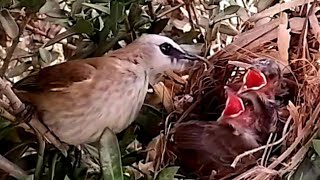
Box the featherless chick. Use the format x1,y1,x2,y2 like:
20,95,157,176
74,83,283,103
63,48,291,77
168,74,281,179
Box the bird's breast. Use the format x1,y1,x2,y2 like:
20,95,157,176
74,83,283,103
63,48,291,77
40,69,149,145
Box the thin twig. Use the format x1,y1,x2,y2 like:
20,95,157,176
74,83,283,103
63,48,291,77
231,132,289,168
25,24,77,50
0,78,68,156
0,154,27,179
156,4,184,19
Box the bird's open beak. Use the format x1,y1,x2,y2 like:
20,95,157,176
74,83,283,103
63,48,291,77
237,68,267,94
217,86,245,122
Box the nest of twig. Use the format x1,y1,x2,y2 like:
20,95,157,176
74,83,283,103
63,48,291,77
164,1,320,179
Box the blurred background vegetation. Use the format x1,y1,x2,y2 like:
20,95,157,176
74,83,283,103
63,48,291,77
0,0,320,179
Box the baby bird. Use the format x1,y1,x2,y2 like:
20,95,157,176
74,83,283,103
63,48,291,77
169,86,276,179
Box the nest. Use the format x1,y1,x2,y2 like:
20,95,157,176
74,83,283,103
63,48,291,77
160,2,320,180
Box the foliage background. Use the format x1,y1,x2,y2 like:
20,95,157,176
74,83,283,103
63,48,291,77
0,0,319,180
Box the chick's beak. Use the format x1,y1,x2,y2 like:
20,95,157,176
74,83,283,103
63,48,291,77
238,68,267,94
217,86,245,122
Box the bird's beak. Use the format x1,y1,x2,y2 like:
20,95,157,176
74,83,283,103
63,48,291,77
180,51,199,61
217,86,245,122
237,68,267,94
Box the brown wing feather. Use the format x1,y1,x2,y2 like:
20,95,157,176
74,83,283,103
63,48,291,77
171,121,259,179
13,60,96,92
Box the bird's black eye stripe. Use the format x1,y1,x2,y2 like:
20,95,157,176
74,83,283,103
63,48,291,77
159,42,174,56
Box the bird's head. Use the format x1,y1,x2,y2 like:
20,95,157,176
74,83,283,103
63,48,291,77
219,86,245,120
135,34,198,74
217,86,257,134
238,58,282,102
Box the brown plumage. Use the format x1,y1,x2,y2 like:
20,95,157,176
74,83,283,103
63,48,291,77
168,63,282,179
13,34,198,145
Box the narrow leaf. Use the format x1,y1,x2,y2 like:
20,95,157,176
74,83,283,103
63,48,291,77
156,166,179,180
71,0,86,17
39,48,52,63
223,5,241,15
72,19,94,35
313,139,320,156
44,29,77,48
39,0,60,14
277,12,290,65
0,9,19,38
82,2,110,14
7,61,32,78
99,128,124,180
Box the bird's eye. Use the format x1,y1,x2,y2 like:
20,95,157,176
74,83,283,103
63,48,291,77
159,43,173,55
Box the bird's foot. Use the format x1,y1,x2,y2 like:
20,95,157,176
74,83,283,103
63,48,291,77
15,104,35,123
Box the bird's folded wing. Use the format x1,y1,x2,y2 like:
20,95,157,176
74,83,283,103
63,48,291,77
173,121,256,162
173,121,223,150
13,60,96,92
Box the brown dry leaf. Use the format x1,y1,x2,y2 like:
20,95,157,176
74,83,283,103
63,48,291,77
152,82,174,112
0,9,19,39
146,134,164,162
248,0,316,22
309,13,320,44
289,17,305,33
145,134,167,173
215,18,280,58
256,0,277,12
166,70,187,85
219,21,239,36
287,101,302,136
171,19,191,32
236,7,249,22
256,17,272,27
277,12,290,66
245,28,278,51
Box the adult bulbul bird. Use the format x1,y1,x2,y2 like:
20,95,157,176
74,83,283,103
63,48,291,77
13,34,198,145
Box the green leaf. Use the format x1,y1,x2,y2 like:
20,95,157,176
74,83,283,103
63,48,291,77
82,2,110,14
20,174,34,180
128,2,142,29
99,128,124,180
118,126,137,154
39,0,60,14
0,119,13,141
71,0,86,17
147,18,169,34
7,61,32,78
0,9,19,38
256,0,276,12
39,48,52,64
219,22,239,36
313,139,320,156
19,0,46,13
213,5,240,23
292,153,320,180
109,1,125,34
156,166,179,180
44,29,77,48
222,5,241,15
34,136,45,180
0,0,12,8
72,18,94,35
